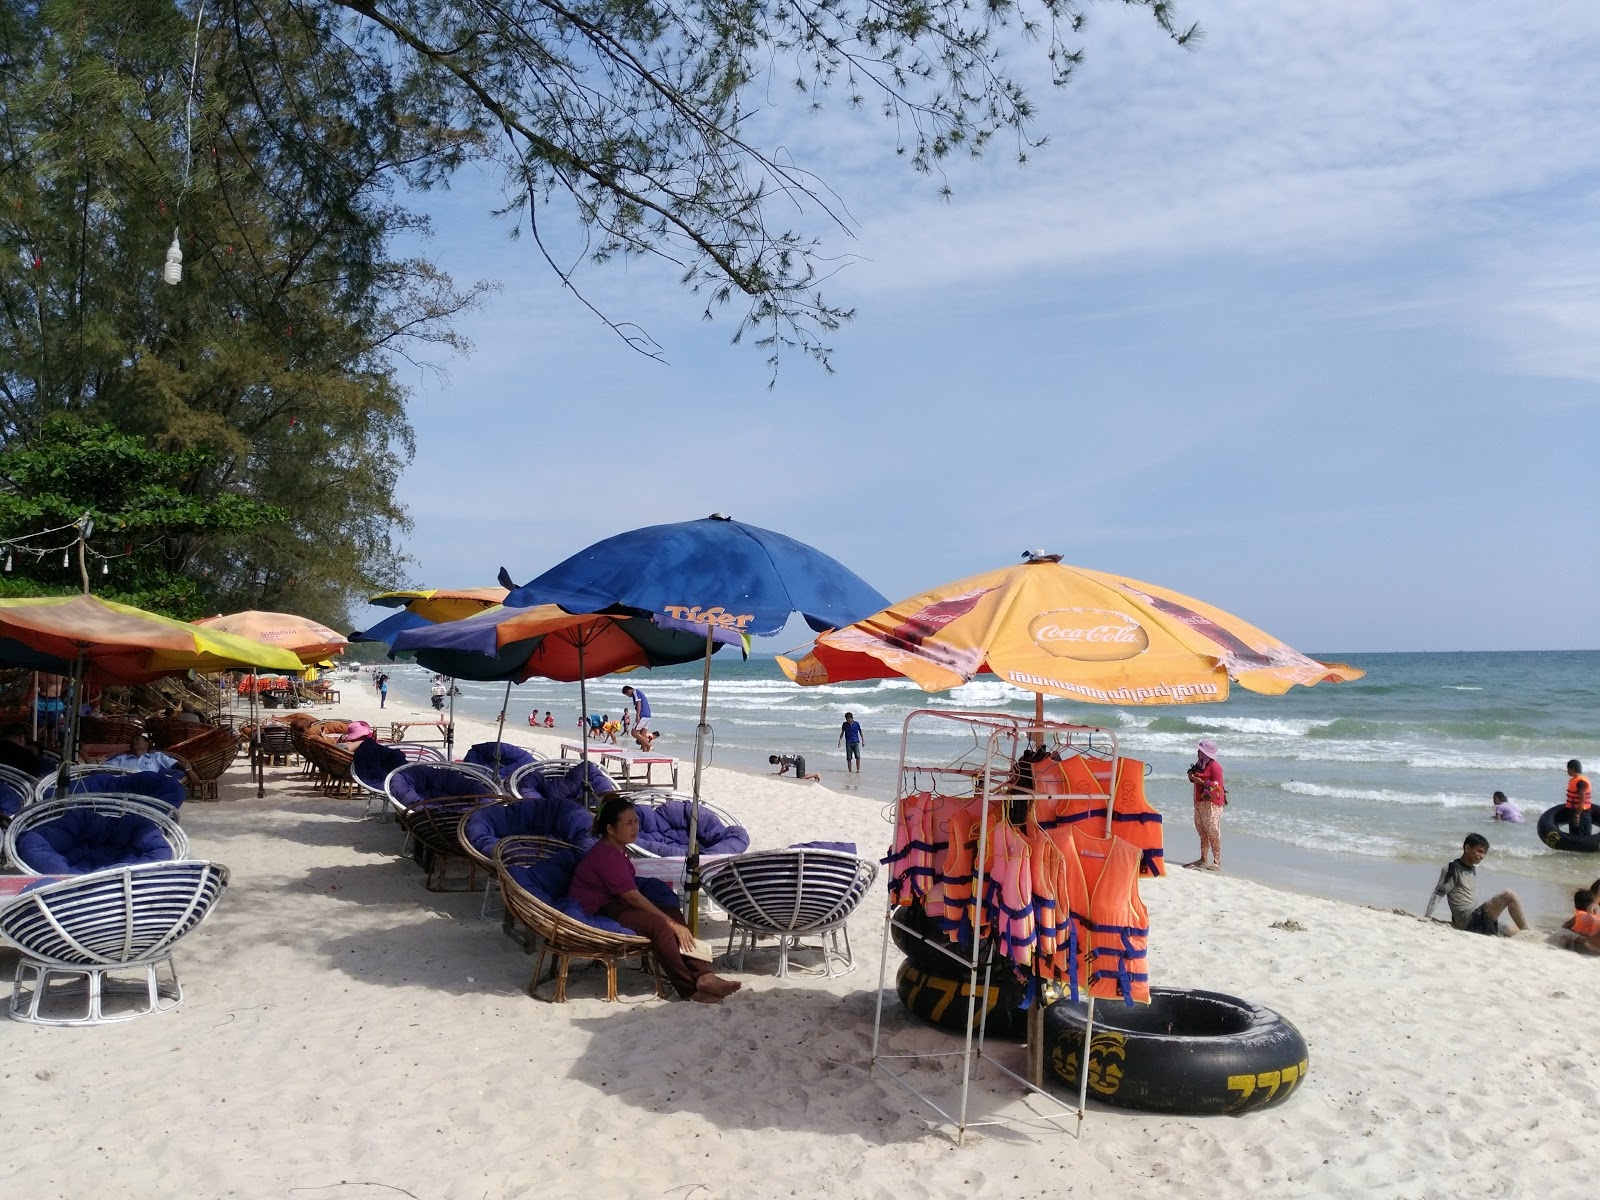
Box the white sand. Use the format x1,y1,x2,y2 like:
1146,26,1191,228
3,679,1593,1199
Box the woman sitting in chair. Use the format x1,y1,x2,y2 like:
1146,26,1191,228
570,796,742,1005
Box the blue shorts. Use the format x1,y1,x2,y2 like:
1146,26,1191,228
844,742,861,765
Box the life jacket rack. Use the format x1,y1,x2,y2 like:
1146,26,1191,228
872,708,1128,1145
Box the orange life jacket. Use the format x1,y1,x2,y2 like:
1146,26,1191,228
1568,775,1592,812
1058,827,1150,1006
1034,755,1166,877
982,817,1035,970
925,802,981,945
1573,909,1600,937
884,791,944,905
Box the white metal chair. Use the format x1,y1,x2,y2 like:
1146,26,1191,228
0,859,229,1025
4,795,190,875
506,758,586,798
700,848,879,978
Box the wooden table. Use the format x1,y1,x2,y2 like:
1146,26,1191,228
388,720,452,745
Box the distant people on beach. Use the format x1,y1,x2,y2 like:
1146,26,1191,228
378,677,388,709
620,708,632,735
543,712,555,728
601,716,621,744
770,753,820,781
1423,833,1530,936
632,727,659,751
1565,760,1592,837
621,685,651,735
430,679,446,711
1491,791,1524,823
838,712,864,773
1185,738,1226,872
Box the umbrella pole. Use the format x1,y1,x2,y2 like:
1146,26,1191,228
685,623,714,934
30,672,37,743
446,679,455,759
578,638,592,808
57,653,84,793
494,679,512,772
253,669,264,798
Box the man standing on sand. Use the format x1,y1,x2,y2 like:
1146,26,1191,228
1423,833,1531,936
621,685,650,735
838,712,864,773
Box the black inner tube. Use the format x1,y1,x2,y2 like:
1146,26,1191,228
1060,990,1256,1037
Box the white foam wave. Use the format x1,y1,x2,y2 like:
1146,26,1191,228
1187,716,1326,736
1279,780,1483,808
1443,686,1484,691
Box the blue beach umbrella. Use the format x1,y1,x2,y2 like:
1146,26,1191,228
498,513,888,928
349,609,434,650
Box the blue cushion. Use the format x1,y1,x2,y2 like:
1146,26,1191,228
391,765,496,807
462,796,596,859
505,845,640,935
14,809,173,874
0,777,27,817
59,771,186,810
635,800,751,857
555,895,630,934
353,740,407,791
790,840,858,855
638,877,679,911
463,742,536,780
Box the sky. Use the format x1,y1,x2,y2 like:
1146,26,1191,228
361,0,1600,654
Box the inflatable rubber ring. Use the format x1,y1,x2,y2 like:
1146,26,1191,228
893,958,1031,1040
1044,986,1309,1114
1537,805,1600,853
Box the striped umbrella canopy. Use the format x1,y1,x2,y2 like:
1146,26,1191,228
368,587,508,624
194,610,348,665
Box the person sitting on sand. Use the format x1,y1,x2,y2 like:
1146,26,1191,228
570,795,742,1004
769,753,820,782
1491,791,1524,823
1422,833,1531,936
1553,889,1600,955
632,727,658,752
543,712,555,728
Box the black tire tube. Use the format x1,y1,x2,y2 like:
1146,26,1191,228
1044,986,1310,1114
1537,805,1600,853
889,901,983,973
894,958,1031,1040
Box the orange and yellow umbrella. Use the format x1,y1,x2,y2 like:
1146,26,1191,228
0,594,305,682
777,554,1362,706
194,610,348,665
368,587,507,624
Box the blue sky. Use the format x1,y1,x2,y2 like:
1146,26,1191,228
364,0,1600,654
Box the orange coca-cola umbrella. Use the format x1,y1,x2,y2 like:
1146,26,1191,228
777,552,1362,704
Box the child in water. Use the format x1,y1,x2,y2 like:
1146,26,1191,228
1491,791,1524,823
1555,889,1600,954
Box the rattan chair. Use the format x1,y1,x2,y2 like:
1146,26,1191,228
252,722,296,767
0,761,35,823
166,726,243,801
4,795,190,876
78,715,146,745
459,796,596,918
402,794,498,890
700,848,879,978
506,758,580,797
384,760,502,824
357,742,445,819
0,859,229,1025
495,835,663,1003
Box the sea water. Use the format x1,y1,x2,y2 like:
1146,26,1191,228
384,650,1600,926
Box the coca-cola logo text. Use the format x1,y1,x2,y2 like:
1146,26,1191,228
1029,609,1149,661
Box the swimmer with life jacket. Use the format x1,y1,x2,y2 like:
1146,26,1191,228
1565,760,1593,837
1555,888,1600,955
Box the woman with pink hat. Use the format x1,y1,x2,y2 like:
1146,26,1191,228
1185,738,1227,872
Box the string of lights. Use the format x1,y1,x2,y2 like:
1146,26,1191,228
0,519,163,576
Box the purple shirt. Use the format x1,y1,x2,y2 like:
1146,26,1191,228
570,841,637,915
1493,800,1525,824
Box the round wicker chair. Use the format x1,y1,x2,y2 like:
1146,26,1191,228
495,835,663,1003
0,859,229,1025
402,794,499,891
0,761,36,822
78,715,146,746
32,763,141,807
166,726,243,801
4,795,190,876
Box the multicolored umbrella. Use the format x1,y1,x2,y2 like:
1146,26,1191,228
368,587,508,623
777,552,1363,703
500,513,888,929
194,610,348,665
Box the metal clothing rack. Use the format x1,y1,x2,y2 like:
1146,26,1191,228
869,708,1120,1144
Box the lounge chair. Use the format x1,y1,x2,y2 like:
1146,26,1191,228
165,725,243,800
39,770,188,812
700,847,879,978
4,795,190,876
508,759,615,809
0,859,229,1025
495,835,663,1003
31,763,142,807
459,794,596,918
405,795,498,891
385,760,503,823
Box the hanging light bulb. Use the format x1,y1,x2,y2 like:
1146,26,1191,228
61,550,70,568
162,227,183,285
4,553,11,572
101,559,108,575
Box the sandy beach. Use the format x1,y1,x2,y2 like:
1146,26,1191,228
3,682,1593,1200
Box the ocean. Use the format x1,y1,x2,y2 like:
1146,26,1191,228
377,649,1600,927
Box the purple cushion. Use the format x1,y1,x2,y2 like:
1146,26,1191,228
790,840,858,855
462,797,596,860
0,777,27,817
14,809,173,874
505,846,631,935
463,742,537,780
